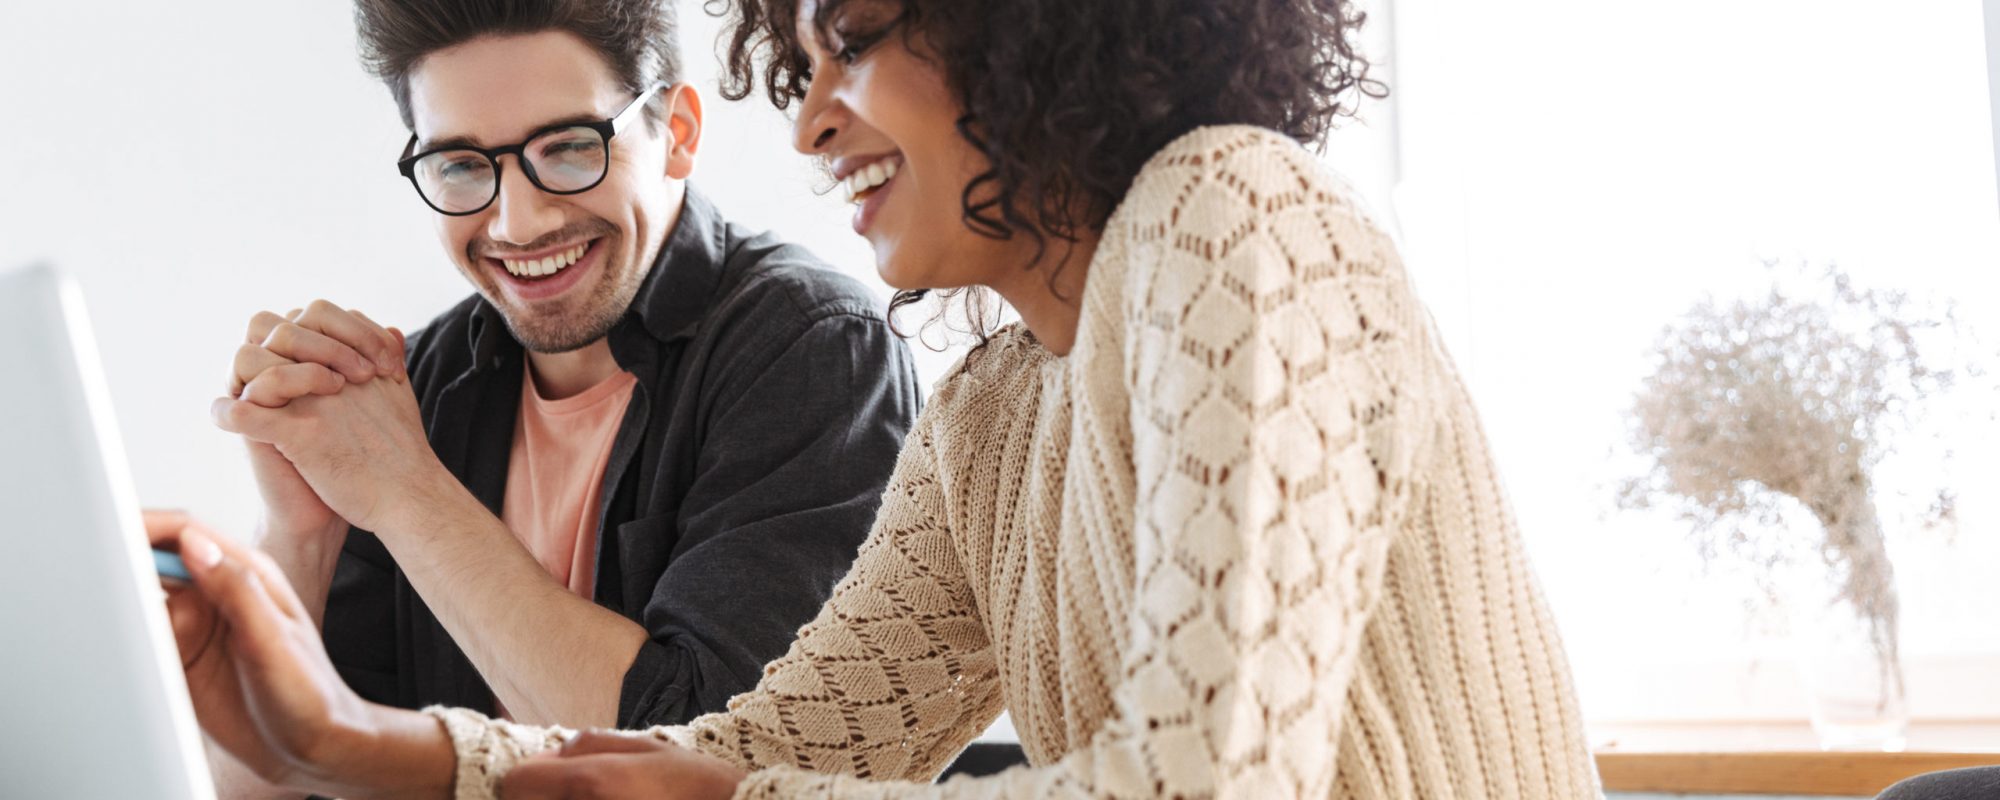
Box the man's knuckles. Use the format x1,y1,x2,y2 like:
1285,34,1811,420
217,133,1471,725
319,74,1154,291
304,298,342,317
245,311,288,344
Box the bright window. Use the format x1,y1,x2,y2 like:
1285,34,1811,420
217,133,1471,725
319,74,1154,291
1375,0,2000,733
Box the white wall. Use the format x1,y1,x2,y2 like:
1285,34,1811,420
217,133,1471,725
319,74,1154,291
1988,0,2000,205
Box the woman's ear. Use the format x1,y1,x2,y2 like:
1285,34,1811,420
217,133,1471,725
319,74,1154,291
660,83,703,181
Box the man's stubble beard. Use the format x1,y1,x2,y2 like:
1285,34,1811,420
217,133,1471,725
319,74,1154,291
497,247,649,354
466,218,652,354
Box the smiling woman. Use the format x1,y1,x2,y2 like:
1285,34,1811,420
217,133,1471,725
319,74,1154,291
722,0,1388,340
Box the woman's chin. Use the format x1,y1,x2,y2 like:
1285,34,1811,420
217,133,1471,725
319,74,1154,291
875,254,925,293
876,246,979,296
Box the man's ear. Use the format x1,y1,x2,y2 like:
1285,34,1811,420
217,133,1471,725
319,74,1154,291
660,83,702,181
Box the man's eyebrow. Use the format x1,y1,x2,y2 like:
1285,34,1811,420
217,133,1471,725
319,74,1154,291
416,133,482,152
416,112,608,153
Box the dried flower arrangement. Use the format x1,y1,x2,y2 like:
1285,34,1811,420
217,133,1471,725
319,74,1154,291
1616,261,1974,709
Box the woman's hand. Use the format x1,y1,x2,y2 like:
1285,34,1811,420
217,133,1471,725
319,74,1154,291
500,731,749,800
146,511,452,799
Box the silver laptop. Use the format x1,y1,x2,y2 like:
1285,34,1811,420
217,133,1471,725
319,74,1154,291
0,264,216,798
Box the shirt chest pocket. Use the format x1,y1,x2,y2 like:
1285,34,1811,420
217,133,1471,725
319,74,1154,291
599,508,681,618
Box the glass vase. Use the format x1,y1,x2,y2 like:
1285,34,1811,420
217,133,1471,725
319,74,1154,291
1794,592,1909,751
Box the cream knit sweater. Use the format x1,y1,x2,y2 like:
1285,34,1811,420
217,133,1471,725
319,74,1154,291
426,126,1602,799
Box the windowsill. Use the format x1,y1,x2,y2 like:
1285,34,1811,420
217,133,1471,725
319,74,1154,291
1593,720,2000,796
1592,719,2000,753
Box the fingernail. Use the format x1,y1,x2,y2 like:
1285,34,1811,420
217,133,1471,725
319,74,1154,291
183,531,222,569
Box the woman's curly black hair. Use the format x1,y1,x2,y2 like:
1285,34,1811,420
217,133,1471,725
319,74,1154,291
705,0,1386,338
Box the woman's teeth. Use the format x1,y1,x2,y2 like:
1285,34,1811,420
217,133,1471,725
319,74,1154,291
844,159,899,203
501,242,589,278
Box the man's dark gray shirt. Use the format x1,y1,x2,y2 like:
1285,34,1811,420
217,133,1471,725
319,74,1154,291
322,188,921,729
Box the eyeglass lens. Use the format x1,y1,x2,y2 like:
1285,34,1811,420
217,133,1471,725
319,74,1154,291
411,125,611,214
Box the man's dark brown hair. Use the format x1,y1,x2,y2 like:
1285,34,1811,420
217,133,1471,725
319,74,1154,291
355,0,682,130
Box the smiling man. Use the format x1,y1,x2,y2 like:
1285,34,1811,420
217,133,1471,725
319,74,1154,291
207,0,919,777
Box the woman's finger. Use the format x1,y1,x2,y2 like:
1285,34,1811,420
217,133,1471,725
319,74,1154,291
178,529,290,653
558,730,671,758
240,362,347,408
164,584,225,668
141,509,229,662
500,756,604,799
172,524,313,628
141,508,196,548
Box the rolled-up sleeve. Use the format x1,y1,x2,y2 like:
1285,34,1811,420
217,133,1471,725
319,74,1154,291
617,308,920,728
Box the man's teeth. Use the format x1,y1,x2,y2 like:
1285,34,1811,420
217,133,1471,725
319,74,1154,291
501,242,589,278
843,159,900,203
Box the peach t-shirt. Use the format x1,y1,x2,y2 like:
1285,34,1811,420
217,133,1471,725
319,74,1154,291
500,365,639,599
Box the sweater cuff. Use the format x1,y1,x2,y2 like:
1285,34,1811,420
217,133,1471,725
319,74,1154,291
422,705,572,800
732,765,832,800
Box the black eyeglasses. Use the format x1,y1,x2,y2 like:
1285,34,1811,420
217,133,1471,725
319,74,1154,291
396,83,666,216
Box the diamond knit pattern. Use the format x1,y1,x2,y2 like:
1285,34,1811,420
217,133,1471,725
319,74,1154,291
428,126,1601,799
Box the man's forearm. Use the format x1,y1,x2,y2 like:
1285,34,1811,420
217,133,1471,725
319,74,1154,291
257,518,349,628
371,474,648,728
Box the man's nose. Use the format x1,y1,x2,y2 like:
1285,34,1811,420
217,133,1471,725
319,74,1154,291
487,156,564,246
